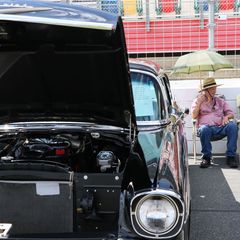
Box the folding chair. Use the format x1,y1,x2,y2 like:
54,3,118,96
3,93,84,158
192,118,240,164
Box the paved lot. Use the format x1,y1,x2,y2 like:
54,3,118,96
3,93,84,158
189,156,240,240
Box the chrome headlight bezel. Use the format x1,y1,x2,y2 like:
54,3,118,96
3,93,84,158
135,194,178,234
130,190,185,239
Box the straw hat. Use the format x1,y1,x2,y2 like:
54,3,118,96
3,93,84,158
199,77,222,92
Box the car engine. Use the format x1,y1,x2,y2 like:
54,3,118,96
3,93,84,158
0,132,128,173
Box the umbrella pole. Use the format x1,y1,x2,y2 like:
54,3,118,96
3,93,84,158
209,71,214,77
199,71,202,91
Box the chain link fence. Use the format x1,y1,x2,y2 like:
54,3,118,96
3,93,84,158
69,0,240,18
66,0,240,79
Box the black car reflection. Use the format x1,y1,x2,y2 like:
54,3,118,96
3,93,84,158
0,1,190,240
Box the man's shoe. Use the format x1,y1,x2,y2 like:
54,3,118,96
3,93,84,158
227,156,239,168
200,157,211,168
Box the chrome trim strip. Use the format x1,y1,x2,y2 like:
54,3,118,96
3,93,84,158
0,7,52,14
0,13,114,30
137,119,169,126
184,174,191,224
0,121,127,131
137,120,161,125
130,189,185,239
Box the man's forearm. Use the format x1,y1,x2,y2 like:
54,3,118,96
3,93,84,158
192,104,201,119
192,95,205,119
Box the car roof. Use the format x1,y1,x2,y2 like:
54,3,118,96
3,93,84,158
129,58,162,76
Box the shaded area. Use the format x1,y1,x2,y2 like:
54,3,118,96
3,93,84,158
189,156,240,240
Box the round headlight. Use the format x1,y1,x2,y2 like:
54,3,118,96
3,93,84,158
135,195,178,234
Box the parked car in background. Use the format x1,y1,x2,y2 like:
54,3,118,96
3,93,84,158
0,1,190,239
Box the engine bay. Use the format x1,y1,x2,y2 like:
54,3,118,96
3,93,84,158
0,131,130,174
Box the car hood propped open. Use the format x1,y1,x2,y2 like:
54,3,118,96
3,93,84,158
0,0,135,128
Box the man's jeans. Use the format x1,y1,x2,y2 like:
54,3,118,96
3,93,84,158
198,121,238,158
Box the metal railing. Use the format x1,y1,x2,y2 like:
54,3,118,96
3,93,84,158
62,0,240,79
66,0,240,19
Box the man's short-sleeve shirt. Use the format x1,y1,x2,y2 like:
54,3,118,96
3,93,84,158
191,96,234,127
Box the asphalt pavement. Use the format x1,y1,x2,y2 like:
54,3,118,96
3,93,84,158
189,156,240,240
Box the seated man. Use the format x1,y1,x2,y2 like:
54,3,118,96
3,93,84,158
191,77,238,168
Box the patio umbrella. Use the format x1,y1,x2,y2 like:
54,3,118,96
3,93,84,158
171,50,233,74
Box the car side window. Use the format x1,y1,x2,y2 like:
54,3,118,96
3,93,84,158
131,72,167,122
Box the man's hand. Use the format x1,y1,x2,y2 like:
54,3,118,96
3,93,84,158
221,116,230,126
196,92,206,105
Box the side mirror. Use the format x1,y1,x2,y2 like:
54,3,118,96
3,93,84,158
171,107,189,125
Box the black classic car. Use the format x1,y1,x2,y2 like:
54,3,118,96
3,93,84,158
0,1,190,239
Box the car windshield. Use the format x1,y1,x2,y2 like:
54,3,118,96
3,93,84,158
131,72,161,121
